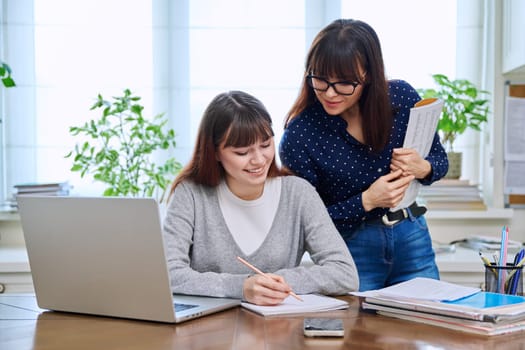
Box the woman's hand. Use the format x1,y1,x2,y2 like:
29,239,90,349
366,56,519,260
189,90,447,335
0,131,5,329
390,148,431,179
242,273,292,306
362,169,414,211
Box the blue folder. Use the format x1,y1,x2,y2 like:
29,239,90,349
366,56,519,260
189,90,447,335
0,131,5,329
444,292,525,309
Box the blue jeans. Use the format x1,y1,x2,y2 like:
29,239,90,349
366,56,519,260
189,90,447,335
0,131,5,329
341,215,439,292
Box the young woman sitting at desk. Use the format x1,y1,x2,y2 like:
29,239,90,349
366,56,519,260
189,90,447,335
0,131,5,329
163,91,358,306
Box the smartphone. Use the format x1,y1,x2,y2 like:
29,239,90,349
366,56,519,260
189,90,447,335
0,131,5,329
303,318,344,337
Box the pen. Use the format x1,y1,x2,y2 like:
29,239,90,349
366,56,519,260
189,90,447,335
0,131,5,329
507,249,525,294
236,256,303,302
497,226,509,293
505,254,525,281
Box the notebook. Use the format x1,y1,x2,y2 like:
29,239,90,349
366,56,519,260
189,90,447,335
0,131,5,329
17,196,241,323
241,294,349,316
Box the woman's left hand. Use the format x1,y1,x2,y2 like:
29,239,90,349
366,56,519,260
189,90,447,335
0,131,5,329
390,148,431,180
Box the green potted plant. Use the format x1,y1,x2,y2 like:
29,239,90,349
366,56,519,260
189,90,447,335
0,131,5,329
0,61,15,87
1,61,15,130
418,74,490,179
66,89,182,202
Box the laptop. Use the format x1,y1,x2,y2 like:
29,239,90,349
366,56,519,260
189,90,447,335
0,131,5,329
17,195,241,323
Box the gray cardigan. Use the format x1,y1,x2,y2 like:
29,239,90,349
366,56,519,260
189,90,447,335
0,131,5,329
163,175,359,299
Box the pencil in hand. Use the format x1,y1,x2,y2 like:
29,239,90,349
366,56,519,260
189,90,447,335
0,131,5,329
236,256,303,302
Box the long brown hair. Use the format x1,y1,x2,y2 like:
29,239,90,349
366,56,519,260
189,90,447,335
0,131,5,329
285,19,393,152
169,91,287,195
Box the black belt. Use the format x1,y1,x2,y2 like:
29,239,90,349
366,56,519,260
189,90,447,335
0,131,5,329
368,202,427,226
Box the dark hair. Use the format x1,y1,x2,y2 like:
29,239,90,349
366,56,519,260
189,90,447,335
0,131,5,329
169,91,286,194
285,19,393,152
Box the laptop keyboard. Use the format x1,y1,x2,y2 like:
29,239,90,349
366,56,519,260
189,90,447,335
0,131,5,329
174,302,198,312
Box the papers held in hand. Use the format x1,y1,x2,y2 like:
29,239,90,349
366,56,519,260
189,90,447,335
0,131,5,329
392,98,443,211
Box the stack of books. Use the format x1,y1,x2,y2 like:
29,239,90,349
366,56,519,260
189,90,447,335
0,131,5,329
354,278,525,336
13,181,71,197
8,182,72,210
418,179,487,210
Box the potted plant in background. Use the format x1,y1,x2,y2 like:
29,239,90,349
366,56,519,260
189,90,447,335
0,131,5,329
66,89,182,202
418,74,490,179
1,61,15,137
0,61,15,88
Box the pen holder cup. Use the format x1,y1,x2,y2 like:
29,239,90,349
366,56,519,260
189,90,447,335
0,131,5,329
485,263,523,295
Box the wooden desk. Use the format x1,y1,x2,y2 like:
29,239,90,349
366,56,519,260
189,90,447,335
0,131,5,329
2,295,525,349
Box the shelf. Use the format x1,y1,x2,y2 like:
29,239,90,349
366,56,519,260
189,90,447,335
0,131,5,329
0,207,19,221
434,246,485,273
0,247,30,272
3,209,513,222
1,203,515,222
426,208,513,220
434,246,489,288
0,212,20,221
0,247,33,293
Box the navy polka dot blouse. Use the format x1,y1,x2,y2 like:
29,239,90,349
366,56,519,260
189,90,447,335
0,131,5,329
279,79,448,232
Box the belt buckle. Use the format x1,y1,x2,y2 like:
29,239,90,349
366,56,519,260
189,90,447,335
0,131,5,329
381,208,408,226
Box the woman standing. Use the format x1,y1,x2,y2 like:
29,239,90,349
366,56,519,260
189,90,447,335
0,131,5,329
279,19,448,291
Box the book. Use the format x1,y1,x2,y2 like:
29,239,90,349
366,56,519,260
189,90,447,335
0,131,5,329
374,309,525,336
444,291,525,309
10,182,72,210
14,190,71,197
423,201,487,211
354,278,525,324
14,181,71,194
362,291,525,324
418,178,487,211
420,193,483,201
240,294,349,317
363,301,520,327
430,179,472,187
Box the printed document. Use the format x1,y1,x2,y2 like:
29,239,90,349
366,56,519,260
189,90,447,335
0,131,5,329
392,98,443,211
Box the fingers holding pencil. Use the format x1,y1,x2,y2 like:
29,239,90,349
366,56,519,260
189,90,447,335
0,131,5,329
243,274,293,306
237,256,303,304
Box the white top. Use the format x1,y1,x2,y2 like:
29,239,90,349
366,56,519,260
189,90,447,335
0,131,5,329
217,177,281,255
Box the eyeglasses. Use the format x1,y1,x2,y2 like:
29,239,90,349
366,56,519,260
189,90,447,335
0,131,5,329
306,75,360,96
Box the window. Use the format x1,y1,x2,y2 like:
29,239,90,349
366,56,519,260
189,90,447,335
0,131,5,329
3,0,154,197
2,0,460,200
341,0,457,89
187,0,305,149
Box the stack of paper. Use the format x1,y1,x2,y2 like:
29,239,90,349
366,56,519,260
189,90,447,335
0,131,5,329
353,278,525,336
241,294,348,317
457,235,523,254
418,179,487,211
